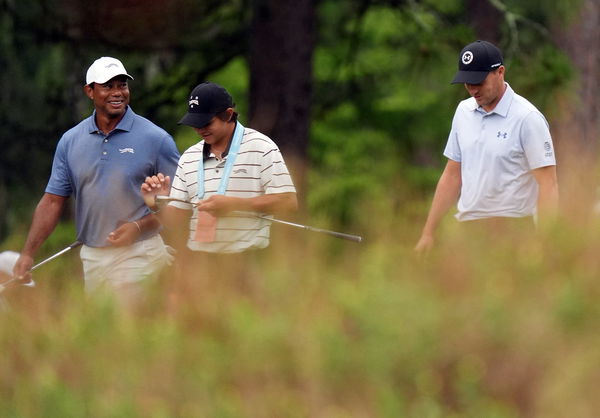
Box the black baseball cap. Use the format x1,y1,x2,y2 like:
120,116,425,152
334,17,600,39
178,82,234,128
451,40,503,84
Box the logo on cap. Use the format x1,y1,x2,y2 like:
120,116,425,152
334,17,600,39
189,96,199,108
462,51,474,65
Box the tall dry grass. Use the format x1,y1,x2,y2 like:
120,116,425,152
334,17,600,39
1,180,600,417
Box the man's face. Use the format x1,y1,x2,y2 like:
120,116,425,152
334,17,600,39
85,76,130,119
193,109,234,149
464,66,505,112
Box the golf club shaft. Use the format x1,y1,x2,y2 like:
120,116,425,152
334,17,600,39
0,241,82,291
155,196,363,243
30,241,82,271
258,216,363,243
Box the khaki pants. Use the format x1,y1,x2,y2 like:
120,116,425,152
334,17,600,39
80,234,173,305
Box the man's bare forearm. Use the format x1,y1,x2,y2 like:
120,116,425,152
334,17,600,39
21,193,68,257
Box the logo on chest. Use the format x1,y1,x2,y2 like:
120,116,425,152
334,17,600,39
119,148,135,154
496,131,508,140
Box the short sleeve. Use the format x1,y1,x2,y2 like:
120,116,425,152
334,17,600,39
156,134,181,179
45,136,73,197
443,112,462,163
521,111,555,170
169,160,194,210
260,145,296,195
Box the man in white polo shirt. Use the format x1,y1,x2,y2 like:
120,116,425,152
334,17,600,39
415,40,558,253
141,82,297,287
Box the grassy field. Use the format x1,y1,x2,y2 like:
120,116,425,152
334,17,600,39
1,203,599,418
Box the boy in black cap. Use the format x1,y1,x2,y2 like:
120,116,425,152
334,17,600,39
415,40,559,253
140,82,297,289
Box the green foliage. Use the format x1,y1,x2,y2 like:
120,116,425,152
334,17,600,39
510,45,573,111
2,202,600,416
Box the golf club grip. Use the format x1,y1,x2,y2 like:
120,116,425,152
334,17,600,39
307,227,363,243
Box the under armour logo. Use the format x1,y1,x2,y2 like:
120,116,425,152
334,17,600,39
119,148,135,154
189,96,199,108
497,131,508,139
462,51,474,65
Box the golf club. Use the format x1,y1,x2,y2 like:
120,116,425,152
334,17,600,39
255,215,363,243
0,241,83,293
154,195,363,243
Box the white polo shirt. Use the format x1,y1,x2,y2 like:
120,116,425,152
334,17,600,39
170,126,296,253
444,83,556,221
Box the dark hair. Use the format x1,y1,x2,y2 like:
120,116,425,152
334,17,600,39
216,109,238,123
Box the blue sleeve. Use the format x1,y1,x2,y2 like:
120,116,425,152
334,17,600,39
45,136,73,197
157,134,180,178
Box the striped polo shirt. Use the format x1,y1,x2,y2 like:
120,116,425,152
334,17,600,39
169,125,296,253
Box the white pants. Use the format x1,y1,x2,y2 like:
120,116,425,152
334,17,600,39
80,234,173,302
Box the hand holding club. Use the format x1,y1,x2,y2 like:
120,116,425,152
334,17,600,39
141,173,171,211
11,254,34,284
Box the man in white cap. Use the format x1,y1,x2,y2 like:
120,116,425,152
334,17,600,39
415,40,559,253
0,250,36,310
0,251,20,310
0,251,20,283
13,57,180,303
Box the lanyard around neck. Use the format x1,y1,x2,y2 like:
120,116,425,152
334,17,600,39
197,121,244,200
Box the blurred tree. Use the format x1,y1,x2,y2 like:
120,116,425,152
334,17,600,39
467,0,503,43
552,0,598,157
550,0,599,218
247,0,317,193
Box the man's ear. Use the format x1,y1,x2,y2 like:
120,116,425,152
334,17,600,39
83,84,94,100
226,108,234,122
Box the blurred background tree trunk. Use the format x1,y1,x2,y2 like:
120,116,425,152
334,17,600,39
552,0,599,156
466,0,503,44
551,0,600,219
247,0,317,195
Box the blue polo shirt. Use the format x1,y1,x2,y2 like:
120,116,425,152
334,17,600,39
46,107,180,247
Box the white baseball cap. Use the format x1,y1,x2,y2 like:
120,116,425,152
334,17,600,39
0,251,19,275
85,57,133,85
0,251,35,287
